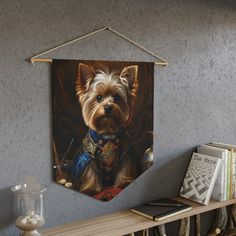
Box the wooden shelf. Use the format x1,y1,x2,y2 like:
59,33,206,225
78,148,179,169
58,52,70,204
43,197,236,236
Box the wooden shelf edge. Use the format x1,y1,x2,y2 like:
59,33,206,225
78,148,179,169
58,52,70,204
43,197,236,236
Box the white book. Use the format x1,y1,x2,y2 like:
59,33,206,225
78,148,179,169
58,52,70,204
210,142,236,150
197,145,228,201
179,152,221,205
210,142,236,199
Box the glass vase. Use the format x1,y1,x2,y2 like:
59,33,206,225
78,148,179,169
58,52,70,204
11,182,47,236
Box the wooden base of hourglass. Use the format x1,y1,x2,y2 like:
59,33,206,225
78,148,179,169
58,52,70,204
15,216,45,236
20,230,42,236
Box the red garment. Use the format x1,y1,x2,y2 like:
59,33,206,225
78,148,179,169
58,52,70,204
94,187,122,201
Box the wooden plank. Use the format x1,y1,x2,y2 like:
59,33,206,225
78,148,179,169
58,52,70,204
43,197,236,236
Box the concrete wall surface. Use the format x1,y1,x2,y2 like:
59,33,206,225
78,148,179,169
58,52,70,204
0,0,235,235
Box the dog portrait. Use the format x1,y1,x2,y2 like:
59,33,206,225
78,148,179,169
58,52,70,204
52,59,154,201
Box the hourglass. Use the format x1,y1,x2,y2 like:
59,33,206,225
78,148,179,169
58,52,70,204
11,177,47,236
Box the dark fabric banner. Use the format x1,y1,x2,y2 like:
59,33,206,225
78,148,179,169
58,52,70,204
52,59,154,201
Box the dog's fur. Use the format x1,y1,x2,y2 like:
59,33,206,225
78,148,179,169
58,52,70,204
75,63,139,195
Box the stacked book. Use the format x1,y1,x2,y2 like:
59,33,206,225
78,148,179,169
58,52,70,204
131,198,192,221
179,142,236,205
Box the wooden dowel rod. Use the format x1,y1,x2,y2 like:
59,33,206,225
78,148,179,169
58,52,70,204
30,58,53,63
30,58,169,67
154,62,169,66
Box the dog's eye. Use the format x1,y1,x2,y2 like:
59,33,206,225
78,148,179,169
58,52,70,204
96,95,103,102
113,94,121,102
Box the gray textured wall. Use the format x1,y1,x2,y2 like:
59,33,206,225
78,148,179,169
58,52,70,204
0,0,235,235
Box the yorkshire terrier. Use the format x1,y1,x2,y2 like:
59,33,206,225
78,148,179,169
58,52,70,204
70,63,139,197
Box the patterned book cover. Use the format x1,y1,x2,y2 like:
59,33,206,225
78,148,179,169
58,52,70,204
197,145,227,202
179,152,221,205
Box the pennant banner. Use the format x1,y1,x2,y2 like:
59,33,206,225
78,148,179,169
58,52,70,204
52,59,154,201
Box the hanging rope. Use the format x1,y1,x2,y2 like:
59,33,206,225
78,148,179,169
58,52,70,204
30,27,169,67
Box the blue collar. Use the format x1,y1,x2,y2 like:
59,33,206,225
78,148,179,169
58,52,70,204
89,130,120,143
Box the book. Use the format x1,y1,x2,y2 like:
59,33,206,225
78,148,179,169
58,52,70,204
209,142,236,199
179,152,221,205
197,144,228,201
131,198,192,221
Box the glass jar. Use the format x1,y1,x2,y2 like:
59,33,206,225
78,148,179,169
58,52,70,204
11,183,47,236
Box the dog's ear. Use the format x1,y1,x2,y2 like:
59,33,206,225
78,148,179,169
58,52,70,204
76,63,95,96
120,65,139,97
120,65,139,125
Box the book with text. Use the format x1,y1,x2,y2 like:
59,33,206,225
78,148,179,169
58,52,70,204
197,144,227,201
179,152,221,205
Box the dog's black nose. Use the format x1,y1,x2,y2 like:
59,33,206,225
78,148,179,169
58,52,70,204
104,105,113,114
